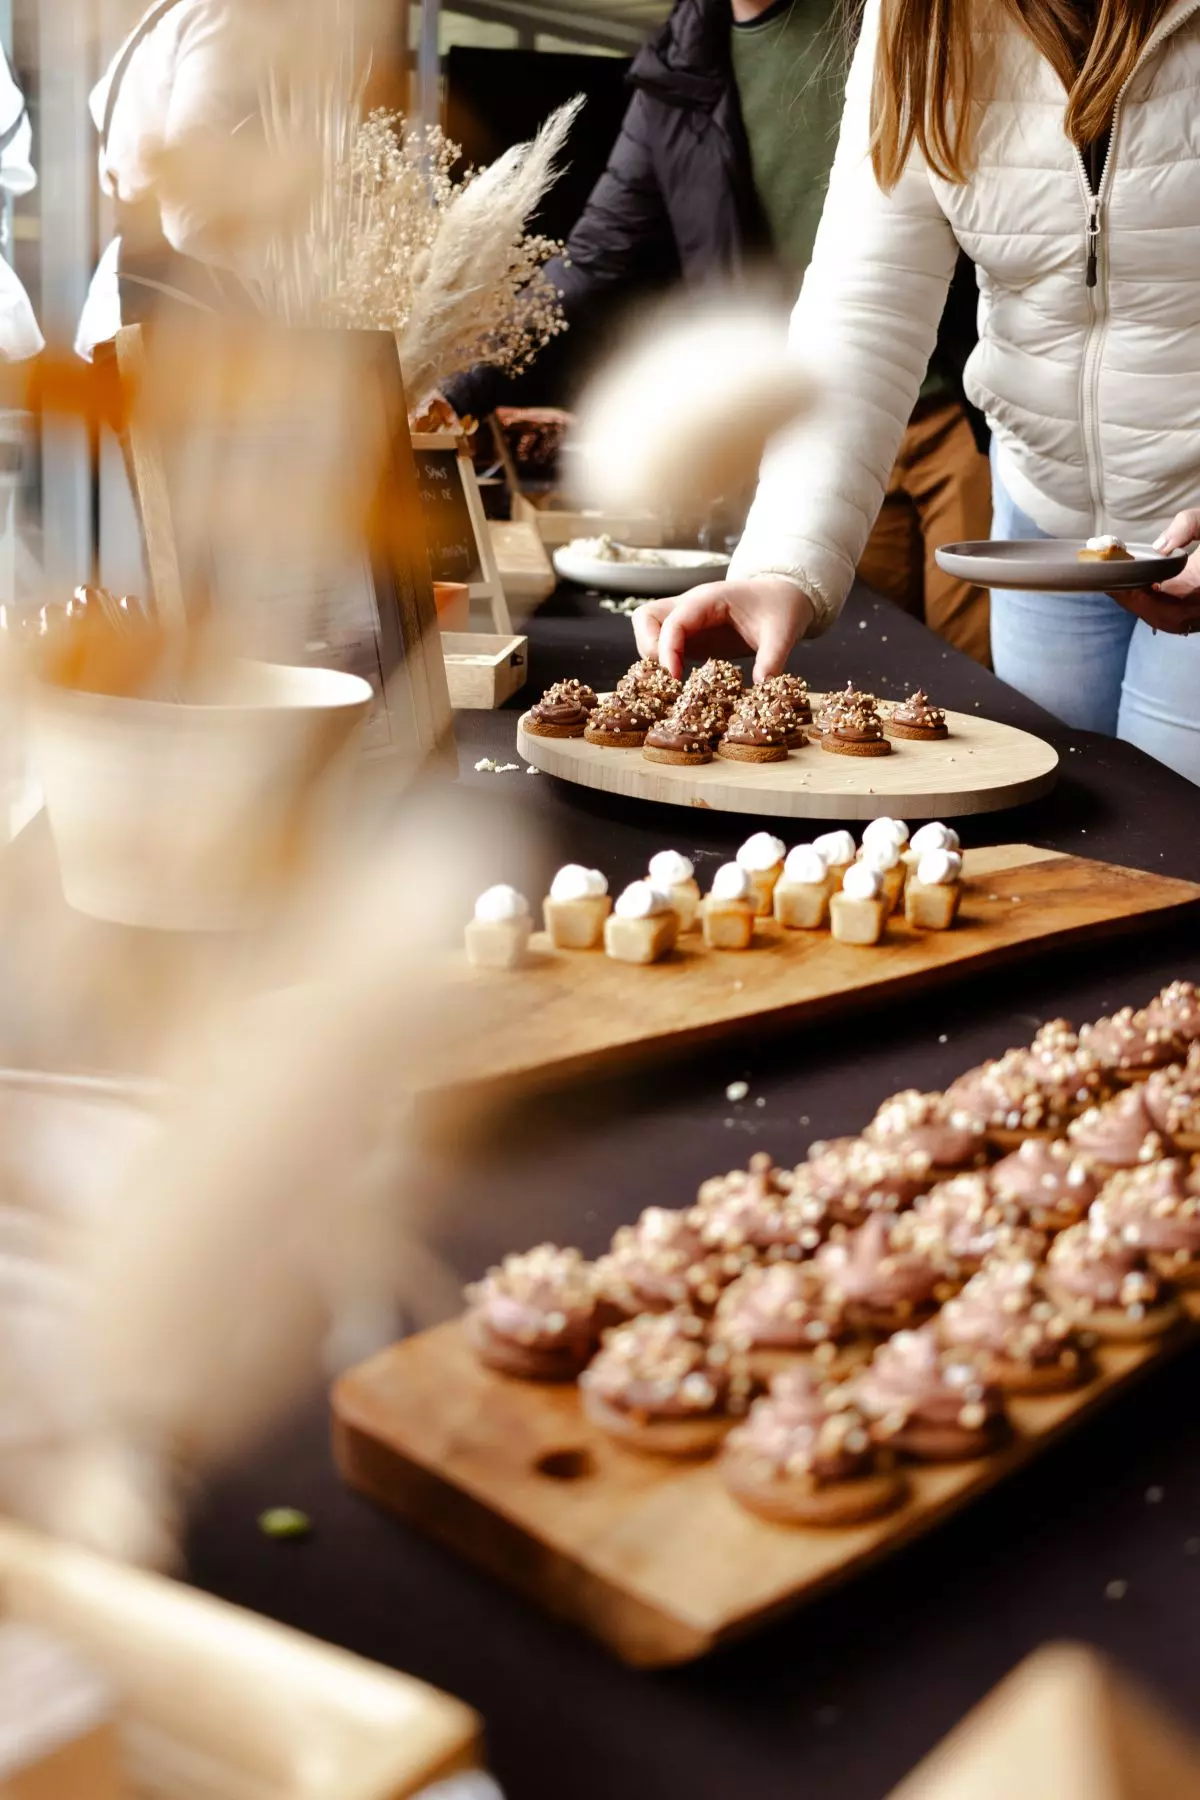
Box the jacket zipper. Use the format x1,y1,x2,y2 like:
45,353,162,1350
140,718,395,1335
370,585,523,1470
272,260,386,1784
1072,0,1200,531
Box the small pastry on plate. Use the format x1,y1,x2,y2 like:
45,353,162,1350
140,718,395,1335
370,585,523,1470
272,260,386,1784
1078,1005,1183,1084
813,1214,945,1335
937,1256,1090,1395
465,884,532,969
604,880,678,965
736,831,787,915
464,1245,601,1380
702,862,758,950
713,1261,862,1383
854,1326,1009,1461
989,1136,1099,1233
812,829,857,889
580,1309,753,1457
773,843,833,930
888,689,949,741
816,685,892,758
904,847,963,930
648,849,701,930
583,693,656,748
722,1365,906,1526
718,695,791,764
864,1089,989,1178
642,698,723,766
859,834,906,914
596,1205,735,1317
1077,534,1134,562
830,861,889,945
1143,1043,1200,1151
753,672,812,744
1092,1159,1200,1286
525,678,597,738
1066,1085,1167,1179
1043,1218,1183,1341
543,864,611,949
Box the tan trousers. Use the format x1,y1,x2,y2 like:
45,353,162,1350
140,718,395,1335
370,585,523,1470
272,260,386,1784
856,397,993,667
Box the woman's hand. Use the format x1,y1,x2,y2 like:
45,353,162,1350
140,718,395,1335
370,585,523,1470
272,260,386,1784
632,577,816,681
1112,509,1200,634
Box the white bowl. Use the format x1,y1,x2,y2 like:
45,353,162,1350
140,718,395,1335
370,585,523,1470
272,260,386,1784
553,541,730,599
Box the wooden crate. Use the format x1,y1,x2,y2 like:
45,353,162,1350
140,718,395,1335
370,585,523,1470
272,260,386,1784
510,492,662,552
0,1520,480,1798
486,522,555,608
443,634,528,711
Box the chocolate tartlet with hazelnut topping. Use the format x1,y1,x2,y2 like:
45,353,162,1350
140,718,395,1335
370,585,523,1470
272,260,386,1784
713,1262,862,1382
583,693,657,749
815,684,892,758
813,1214,947,1335
464,1245,602,1380
1093,1159,1200,1286
580,1309,753,1457
526,678,597,738
989,1136,1099,1232
888,689,949,741
899,1173,1048,1281
936,1256,1090,1394
854,1326,1009,1461
1066,1085,1168,1178
1144,1044,1200,1151
717,694,791,764
1043,1220,1183,1341
753,672,812,744
722,1365,906,1526
864,1089,989,1177
596,1205,739,1318
945,1039,1109,1149
615,657,682,719
1078,1005,1183,1083
696,1152,825,1263
800,1135,934,1225
642,697,724,767
1143,979,1200,1045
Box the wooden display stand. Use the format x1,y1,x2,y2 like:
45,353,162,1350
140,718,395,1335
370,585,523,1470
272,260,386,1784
412,431,512,634
410,846,1200,1111
487,520,556,608
518,698,1060,822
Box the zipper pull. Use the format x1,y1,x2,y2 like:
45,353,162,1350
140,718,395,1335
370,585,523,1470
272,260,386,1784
1086,203,1100,288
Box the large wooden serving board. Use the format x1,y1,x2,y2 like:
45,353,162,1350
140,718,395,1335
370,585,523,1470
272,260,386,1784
333,1295,1200,1669
414,848,1200,1110
517,699,1059,821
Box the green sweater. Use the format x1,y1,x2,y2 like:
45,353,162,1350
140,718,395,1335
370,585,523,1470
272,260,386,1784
731,0,946,397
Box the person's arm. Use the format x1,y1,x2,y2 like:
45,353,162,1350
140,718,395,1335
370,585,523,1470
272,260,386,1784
157,3,261,266
448,89,671,420
726,0,960,629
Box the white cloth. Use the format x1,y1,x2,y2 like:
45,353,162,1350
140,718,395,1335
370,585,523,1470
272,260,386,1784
0,50,42,362
77,0,257,360
730,0,1200,632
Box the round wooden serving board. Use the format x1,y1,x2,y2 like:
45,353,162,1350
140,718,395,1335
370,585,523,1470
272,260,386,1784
517,697,1059,821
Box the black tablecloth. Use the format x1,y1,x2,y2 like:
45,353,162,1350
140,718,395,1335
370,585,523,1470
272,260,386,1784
187,586,1200,1799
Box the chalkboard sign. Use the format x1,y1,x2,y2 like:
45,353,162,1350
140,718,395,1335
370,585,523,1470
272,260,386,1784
410,431,511,633
416,446,484,586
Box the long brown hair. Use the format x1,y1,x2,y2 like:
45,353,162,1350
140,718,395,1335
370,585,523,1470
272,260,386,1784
870,0,1170,188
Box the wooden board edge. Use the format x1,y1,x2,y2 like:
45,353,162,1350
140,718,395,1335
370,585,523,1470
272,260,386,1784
331,1411,713,1668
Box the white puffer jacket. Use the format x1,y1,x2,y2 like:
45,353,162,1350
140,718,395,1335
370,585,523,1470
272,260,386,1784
729,0,1200,631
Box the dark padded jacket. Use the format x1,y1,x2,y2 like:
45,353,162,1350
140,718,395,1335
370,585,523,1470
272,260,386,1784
453,0,984,444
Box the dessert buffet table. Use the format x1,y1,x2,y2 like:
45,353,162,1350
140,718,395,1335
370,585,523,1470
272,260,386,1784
188,583,1200,1799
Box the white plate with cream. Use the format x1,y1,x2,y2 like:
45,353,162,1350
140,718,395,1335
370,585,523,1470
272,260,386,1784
553,536,730,598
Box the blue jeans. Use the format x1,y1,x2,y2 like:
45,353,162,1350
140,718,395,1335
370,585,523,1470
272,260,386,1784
990,462,1200,784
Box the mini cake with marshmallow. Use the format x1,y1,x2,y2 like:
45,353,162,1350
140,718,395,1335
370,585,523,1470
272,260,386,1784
543,864,611,949
858,821,907,913
904,846,963,930
465,884,533,969
830,860,889,945
736,832,787,915
773,843,832,930
604,880,678,964
648,849,701,930
812,829,857,887
702,862,758,950
1078,534,1133,562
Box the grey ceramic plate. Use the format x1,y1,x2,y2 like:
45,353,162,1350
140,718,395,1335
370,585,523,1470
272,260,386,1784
935,539,1188,592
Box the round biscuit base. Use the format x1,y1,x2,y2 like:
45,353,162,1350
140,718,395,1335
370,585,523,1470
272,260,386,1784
723,1455,907,1527
582,1387,731,1458
717,742,789,764
584,727,649,749
1150,1250,1200,1287
984,1348,1094,1395
882,1416,1009,1462
642,744,714,767
526,718,586,739
819,737,893,758
1042,1282,1184,1342
887,721,949,741
465,1313,592,1382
